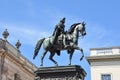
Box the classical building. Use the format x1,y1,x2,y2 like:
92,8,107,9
0,29,37,80
87,46,120,80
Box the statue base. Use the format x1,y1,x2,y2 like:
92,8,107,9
34,65,86,80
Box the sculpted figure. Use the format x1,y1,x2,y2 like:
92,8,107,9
52,17,68,48
33,18,86,66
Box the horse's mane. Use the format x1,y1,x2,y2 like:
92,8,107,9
67,23,81,34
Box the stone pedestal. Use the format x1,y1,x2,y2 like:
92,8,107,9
34,65,86,80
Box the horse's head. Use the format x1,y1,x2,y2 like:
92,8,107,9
77,22,86,36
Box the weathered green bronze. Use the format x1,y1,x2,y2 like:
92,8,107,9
33,18,86,66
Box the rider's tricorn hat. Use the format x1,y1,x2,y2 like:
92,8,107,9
60,17,65,23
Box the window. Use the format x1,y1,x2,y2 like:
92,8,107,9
14,73,17,80
14,73,21,80
101,74,111,80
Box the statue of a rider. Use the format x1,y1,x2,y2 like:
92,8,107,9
52,17,68,48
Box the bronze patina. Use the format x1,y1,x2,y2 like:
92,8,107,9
33,18,86,66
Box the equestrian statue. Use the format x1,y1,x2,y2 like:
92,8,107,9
33,17,86,66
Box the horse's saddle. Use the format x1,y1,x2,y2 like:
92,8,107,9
57,34,72,46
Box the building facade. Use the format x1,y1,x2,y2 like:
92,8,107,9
87,46,120,80
0,38,37,80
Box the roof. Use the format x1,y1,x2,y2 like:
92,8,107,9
86,54,120,65
90,46,120,50
0,38,38,73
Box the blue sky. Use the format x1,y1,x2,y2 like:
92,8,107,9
0,0,120,80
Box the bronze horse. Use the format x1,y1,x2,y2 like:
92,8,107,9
33,22,86,66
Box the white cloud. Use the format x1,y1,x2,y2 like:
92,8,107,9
0,23,51,46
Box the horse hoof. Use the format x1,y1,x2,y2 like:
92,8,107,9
80,58,82,61
40,64,43,66
68,63,71,65
80,57,83,61
55,64,58,67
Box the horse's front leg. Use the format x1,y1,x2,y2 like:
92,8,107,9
80,48,84,61
74,45,84,61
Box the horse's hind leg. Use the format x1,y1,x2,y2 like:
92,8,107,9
49,52,58,66
40,50,47,66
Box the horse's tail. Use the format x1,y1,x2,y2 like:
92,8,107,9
33,38,45,59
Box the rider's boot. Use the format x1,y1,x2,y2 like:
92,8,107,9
63,41,69,48
64,44,69,48
63,34,69,48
